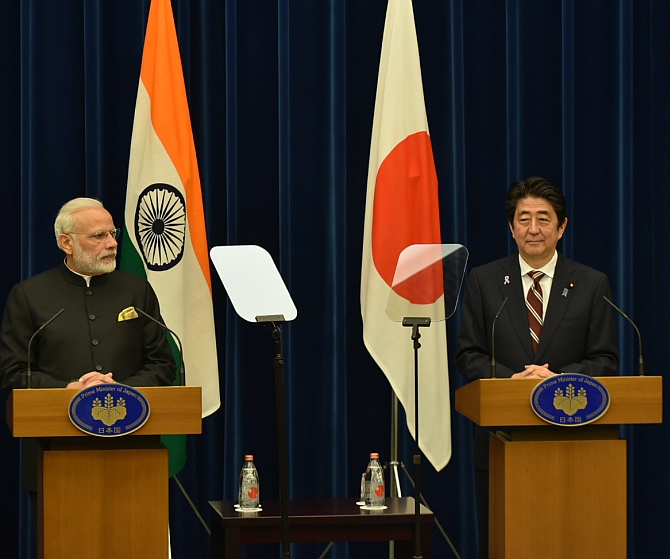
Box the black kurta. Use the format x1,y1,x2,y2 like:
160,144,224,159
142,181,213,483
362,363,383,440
0,262,176,392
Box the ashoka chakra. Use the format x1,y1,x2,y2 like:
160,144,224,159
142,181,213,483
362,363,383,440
134,184,186,271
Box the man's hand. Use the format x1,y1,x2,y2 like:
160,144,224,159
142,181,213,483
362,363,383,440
511,363,558,379
67,372,115,389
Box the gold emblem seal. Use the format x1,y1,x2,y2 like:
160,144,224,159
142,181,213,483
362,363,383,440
91,393,128,426
553,383,588,416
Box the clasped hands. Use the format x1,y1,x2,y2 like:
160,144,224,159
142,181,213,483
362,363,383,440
66,371,115,389
511,363,558,379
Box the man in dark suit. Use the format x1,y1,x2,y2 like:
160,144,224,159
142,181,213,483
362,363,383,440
455,177,618,559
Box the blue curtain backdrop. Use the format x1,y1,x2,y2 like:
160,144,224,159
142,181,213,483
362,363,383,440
0,1,668,558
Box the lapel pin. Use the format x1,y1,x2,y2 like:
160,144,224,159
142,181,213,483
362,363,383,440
562,282,575,297
504,276,510,285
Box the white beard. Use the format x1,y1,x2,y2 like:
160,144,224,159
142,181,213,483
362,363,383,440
72,240,117,275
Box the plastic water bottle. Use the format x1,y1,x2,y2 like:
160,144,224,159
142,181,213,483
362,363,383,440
365,452,385,508
238,455,260,509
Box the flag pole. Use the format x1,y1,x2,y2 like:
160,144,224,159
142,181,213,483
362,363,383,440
390,392,402,497
389,392,401,559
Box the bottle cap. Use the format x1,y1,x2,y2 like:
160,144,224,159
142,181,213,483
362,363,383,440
244,454,254,461
370,452,379,459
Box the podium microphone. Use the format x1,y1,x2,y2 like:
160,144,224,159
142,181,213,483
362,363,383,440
603,296,644,376
491,297,508,378
27,308,65,389
134,307,185,386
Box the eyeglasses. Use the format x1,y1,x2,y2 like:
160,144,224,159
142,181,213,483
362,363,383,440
66,228,121,243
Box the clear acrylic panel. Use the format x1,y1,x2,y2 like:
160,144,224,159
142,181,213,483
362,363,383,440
385,244,468,322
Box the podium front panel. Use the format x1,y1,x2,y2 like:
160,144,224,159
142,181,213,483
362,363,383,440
39,448,168,559
489,432,626,559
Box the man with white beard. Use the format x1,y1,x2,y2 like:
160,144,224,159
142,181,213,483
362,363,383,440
0,197,175,492
0,197,175,391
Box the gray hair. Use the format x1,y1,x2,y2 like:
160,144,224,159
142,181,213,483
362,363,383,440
54,198,105,251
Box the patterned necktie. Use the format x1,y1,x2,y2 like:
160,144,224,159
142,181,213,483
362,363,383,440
526,271,545,353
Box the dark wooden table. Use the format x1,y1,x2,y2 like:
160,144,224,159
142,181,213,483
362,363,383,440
209,497,433,559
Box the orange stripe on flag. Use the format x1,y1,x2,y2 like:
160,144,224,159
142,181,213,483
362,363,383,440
140,0,211,289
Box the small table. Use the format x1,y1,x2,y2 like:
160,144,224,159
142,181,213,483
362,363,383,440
209,497,433,559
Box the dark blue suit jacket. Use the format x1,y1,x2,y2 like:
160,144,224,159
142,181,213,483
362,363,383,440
455,252,618,468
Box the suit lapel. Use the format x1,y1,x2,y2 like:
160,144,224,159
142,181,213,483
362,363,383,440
497,254,535,362
535,254,576,361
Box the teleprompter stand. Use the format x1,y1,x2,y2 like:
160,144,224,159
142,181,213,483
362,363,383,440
385,244,468,559
402,317,431,559
210,245,298,559
259,315,291,559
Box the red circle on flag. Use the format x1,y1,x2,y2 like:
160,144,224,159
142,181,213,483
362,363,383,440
371,131,443,305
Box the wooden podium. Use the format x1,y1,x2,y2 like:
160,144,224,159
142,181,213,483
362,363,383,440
456,376,662,559
6,386,202,559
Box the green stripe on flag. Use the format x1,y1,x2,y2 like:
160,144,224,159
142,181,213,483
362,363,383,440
121,227,187,478
163,334,186,477
120,228,147,279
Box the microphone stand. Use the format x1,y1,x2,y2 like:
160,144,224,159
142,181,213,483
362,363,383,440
402,316,431,559
602,296,645,376
134,307,185,386
26,308,65,388
490,297,508,378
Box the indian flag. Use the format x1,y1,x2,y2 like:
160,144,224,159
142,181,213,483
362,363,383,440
122,0,220,474
361,0,451,470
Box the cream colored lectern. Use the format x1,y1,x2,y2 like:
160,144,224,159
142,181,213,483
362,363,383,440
6,386,202,559
456,376,662,559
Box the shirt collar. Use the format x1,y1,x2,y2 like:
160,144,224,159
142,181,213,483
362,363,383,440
518,250,558,279
64,258,93,287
